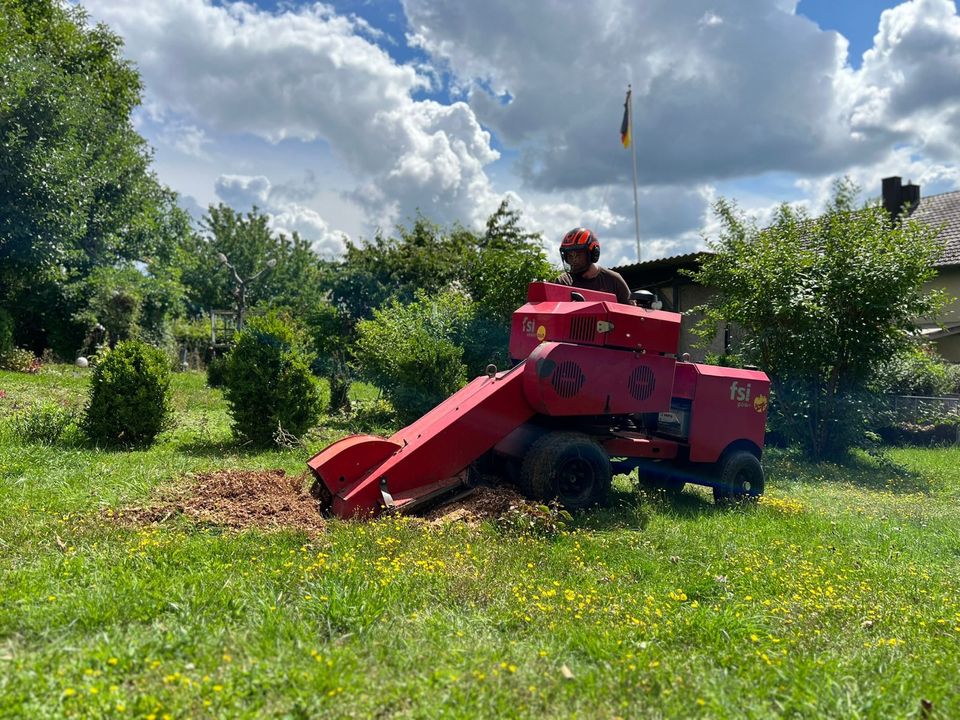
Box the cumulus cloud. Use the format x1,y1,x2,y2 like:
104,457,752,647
213,173,346,257
851,0,960,164
83,0,960,261
83,0,502,229
405,0,875,189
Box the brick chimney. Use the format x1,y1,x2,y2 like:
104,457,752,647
882,176,920,220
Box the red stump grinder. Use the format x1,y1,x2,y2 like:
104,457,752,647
308,281,770,517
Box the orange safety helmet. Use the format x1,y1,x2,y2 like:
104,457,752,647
560,227,600,263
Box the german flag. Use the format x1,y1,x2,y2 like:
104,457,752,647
620,88,631,148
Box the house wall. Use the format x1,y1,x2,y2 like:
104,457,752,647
929,268,960,325
936,333,960,363
676,283,724,361
922,267,960,362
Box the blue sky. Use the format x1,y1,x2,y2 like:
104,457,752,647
798,0,903,68
83,0,960,265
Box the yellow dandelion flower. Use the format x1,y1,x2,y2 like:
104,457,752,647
63,688,76,697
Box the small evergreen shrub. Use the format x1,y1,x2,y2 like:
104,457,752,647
223,314,324,446
206,354,228,388
84,340,172,446
12,401,80,445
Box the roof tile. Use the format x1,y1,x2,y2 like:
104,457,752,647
908,190,960,267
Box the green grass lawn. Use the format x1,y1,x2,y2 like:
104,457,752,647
1,367,958,718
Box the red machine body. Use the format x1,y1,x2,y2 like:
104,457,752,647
308,281,770,518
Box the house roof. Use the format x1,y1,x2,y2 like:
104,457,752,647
614,251,708,275
614,188,960,275
907,189,960,267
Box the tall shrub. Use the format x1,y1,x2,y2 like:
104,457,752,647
84,340,171,446
353,289,475,423
223,313,323,446
692,178,945,460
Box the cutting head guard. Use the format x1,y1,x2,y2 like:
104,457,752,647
560,227,600,264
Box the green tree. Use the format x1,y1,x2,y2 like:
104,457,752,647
328,213,477,325
692,179,945,460
176,204,327,320
0,0,188,354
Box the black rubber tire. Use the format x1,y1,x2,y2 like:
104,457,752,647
712,451,764,505
519,432,612,510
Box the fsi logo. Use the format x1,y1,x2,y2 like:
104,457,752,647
729,381,752,408
522,317,536,336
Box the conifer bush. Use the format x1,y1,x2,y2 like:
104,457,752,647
84,340,172,446
223,314,324,446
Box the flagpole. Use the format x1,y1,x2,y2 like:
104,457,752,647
628,84,641,262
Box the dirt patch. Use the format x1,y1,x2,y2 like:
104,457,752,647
423,483,528,525
117,469,326,536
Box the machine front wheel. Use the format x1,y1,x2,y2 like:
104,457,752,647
520,432,612,510
712,451,764,505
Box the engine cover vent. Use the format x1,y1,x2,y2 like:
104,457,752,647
568,315,598,343
628,365,656,401
551,361,585,398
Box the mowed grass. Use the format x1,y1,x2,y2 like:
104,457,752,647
1,367,958,719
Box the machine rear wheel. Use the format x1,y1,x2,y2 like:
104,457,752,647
712,451,764,505
520,432,611,510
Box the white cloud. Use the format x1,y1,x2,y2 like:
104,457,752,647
405,0,874,189
215,175,272,207
83,0,502,230
213,173,346,257
82,0,960,262
852,0,960,163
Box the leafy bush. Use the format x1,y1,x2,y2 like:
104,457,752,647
948,363,960,395
0,348,41,373
353,289,475,423
172,316,212,361
206,354,228,388
223,313,324,446
12,401,80,445
84,340,172,446
344,397,398,434
876,345,954,397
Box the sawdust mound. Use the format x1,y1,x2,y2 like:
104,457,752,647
121,469,325,535
117,472,527,533
423,484,528,525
